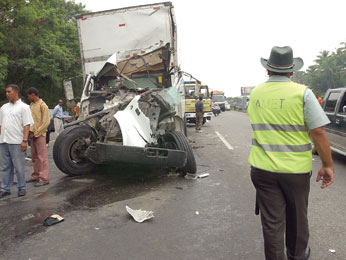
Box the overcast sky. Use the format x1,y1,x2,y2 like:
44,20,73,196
75,0,345,97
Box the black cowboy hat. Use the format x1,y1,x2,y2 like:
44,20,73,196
260,46,304,73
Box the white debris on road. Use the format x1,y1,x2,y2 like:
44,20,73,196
126,206,154,223
198,173,210,178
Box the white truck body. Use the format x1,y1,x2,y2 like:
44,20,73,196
76,2,177,77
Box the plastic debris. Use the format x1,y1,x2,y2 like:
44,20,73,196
43,214,64,226
329,249,336,253
95,227,100,230
198,173,210,178
126,206,154,223
195,211,200,215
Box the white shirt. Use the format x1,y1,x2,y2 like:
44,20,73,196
0,100,34,144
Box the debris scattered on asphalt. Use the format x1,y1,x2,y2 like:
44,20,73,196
95,227,100,230
329,249,336,253
126,206,154,223
198,173,210,178
195,211,200,215
25,157,32,161
175,187,183,190
184,173,197,180
43,214,64,226
219,169,224,172
22,214,35,221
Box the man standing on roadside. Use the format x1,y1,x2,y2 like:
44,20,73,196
52,99,64,137
0,84,33,198
195,96,204,132
26,88,50,187
248,46,334,260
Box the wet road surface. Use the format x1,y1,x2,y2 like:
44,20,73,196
1,111,346,259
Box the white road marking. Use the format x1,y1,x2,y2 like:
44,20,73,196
215,131,234,150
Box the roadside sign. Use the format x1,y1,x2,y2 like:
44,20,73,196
241,86,255,96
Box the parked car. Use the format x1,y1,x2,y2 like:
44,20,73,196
316,87,346,156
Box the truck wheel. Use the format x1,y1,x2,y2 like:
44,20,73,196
164,131,197,174
53,125,96,176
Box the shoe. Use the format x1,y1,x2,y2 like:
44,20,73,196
26,179,38,183
18,189,26,197
34,182,49,187
0,191,11,198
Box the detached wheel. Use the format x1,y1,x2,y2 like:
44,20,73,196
164,131,197,174
53,125,96,176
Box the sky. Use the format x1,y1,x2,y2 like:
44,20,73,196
75,0,346,97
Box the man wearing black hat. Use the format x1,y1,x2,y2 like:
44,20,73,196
248,46,334,260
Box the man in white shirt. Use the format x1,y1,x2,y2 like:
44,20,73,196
0,84,34,198
52,99,64,137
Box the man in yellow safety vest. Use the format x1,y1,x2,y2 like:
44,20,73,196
248,46,334,260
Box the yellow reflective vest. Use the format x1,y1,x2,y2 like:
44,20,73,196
248,81,312,173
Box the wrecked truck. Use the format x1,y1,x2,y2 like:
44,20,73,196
53,2,197,176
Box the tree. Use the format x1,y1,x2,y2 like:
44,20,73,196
292,41,346,97
0,0,88,106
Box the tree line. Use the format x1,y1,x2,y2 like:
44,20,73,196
1,1,345,106
0,0,87,106
292,41,346,97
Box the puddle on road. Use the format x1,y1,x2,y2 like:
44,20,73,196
0,164,184,255
65,164,171,208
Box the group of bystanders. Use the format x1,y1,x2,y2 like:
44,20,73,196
0,85,64,198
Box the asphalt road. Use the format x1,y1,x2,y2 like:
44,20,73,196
0,111,345,260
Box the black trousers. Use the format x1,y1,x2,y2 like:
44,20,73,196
251,167,311,260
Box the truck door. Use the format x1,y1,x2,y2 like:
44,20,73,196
323,90,341,148
333,91,346,153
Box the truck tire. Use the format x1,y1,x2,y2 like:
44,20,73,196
164,131,197,174
53,125,96,176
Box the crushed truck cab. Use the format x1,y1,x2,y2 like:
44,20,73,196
53,2,196,176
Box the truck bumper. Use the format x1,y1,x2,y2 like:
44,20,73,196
86,143,187,168
185,112,213,118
